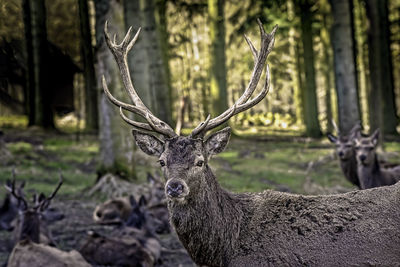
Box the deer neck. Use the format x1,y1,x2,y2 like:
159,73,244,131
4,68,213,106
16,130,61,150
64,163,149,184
168,166,243,266
358,154,381,189
339,154,359,186
19,213,40,243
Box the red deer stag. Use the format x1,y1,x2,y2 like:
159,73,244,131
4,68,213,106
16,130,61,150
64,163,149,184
102,20,400,266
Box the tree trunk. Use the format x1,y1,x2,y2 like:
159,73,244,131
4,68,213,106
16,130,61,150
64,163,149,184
287,0,303,125
22,0,54,128
208,0,228,117
124,0,172,125
299,0,321,137
329,0,361,134
365,0,398,136
353,0,371,130
321,0,334,133
78,0,98,132
95,0,136,179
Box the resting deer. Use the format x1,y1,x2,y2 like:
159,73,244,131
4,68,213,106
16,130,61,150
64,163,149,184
354,129,400,189
5,174,63,245
327,121,361,188
0,178,25,231
82,196,161,266
6,174,90,267
102,20,400,266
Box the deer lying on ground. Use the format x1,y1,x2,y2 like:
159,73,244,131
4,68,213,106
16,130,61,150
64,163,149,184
354,129,400,189
93,173,170,233
5,174,90,267
0,179,25,231
102,20,400,266
327,121,361,188
81,195,161,266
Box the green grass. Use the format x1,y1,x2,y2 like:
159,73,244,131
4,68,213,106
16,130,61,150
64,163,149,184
2,128,400,200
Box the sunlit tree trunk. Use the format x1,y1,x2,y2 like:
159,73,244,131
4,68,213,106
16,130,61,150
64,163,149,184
354,0,371,130
22,0,54,128
208,0,227,117
124,0,172,125
320,0,334,133
95,0,136,179
287,0,303,125
78,0,98,132
329,0,361,134
299,0,321,137
365,0,398,136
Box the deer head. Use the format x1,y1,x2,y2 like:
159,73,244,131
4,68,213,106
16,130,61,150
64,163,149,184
102,19,276,203
353,129,380,166
327,121,361,160
5,172,63,243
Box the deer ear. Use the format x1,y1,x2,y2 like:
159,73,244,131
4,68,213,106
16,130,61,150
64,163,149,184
129,195,137,208
132,130,164,157
327,134,337,143
205,127,231,157
138,195,147,207
371,128,380,146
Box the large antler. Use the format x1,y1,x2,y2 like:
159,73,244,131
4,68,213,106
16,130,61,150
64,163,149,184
191,19,277,137
102,22,177,138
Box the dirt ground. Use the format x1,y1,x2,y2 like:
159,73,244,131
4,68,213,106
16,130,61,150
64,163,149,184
0,197,195,267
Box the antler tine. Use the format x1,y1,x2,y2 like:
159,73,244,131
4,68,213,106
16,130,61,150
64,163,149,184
38,172,64,211
191,20,277,137
190,114,211,137
47,172,64,202
331,119,340,135
5,169,28,209
103,22,177,138
119,107,153,131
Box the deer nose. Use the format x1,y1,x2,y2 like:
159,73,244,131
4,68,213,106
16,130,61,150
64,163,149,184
167,182,184,197
338,151,344,157
359,155,366,162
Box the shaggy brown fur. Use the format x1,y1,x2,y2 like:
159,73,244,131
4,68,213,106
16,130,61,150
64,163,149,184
134,128,400,266
8,239,90,267
93,196,132,224
79,229,160,267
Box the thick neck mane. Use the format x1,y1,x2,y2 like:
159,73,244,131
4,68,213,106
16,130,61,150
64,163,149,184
168,166,247,266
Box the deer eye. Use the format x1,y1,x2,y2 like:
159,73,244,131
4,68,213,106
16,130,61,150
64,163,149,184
196,160,204,167
159,160,166,167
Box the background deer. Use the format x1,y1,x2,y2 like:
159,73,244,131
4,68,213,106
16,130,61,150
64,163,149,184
81,195,162,266
0,178,25,231
327,121,361,188
5,174,63,245
354,129,400,189
102,20,400,266
6,173,90,267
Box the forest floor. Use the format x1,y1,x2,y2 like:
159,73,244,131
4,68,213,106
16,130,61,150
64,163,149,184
1,127,400,266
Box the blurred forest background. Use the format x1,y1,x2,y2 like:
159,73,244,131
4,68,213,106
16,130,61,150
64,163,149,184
0,0,400,180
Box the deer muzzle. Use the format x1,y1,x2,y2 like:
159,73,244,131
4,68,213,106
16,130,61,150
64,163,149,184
165,179,189,199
